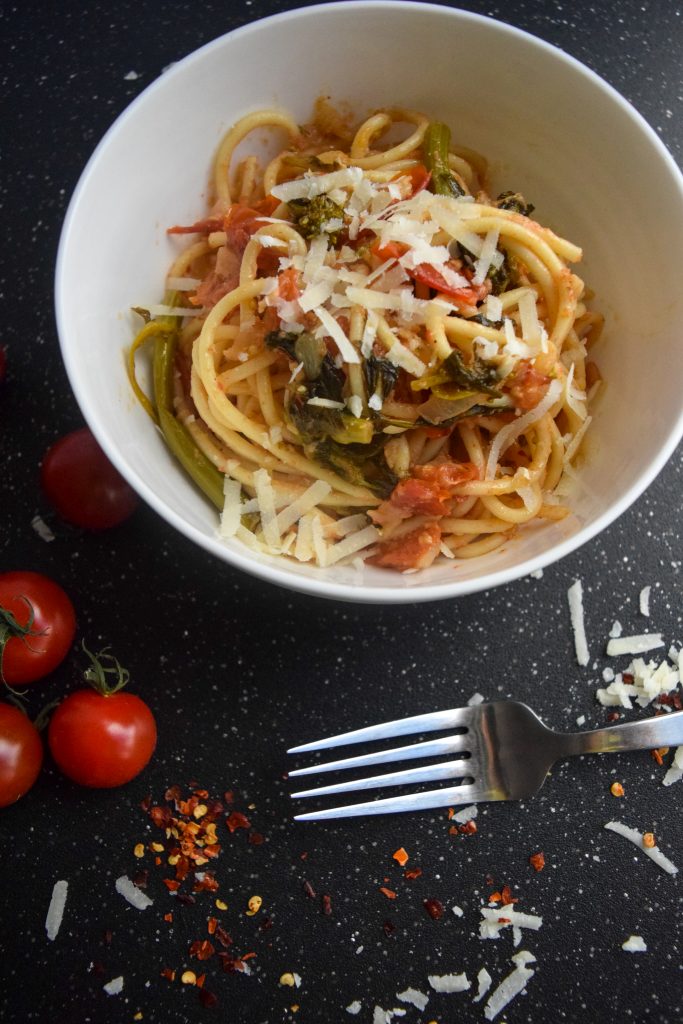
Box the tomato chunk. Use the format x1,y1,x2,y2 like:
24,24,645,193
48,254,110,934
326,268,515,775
368,523,442,571
506,360,551,411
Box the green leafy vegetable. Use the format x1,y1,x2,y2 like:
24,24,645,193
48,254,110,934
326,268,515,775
312,438,398,498
363,355,399,406
288,195,345,242
443,348,500,397
496,191,535,216
424,122,465,199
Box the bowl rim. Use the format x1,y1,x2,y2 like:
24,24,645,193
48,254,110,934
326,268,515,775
54,0,683,604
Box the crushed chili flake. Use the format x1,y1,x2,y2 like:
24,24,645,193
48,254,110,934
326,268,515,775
181,970,197,985
610,782,625,797
226,811,251,832
223,791,235,805
195,973,206,988
303,880,316,899
643,832,656,848
459,820,477,835
382,919,396,936
448,826,459,836
241,952,257,961
214,926,233,949
622,673,634,684
447,808,455,819
606,711,621,722
321,894,332,916
189,939,215,961
379,887,397,900
423,898,444,920
198,989,218,1008
651,748,668,765
392,847,409,866
163,879,181,892
529,852,546,872
207,917,218,935
133,843,145,859
490,884,518,904
193,873,219,894
160,968,176,982
658,692,682,710
485,874,495,887
248,831,265,845
140,795,152,813
299,851,308,861
498,916,512,924
215,899,228,911
404,867,422,880
164,912,173,923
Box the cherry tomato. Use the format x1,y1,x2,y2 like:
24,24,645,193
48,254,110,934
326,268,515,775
0,572,76,685
47,647,156,788
40,427,139,530
0,704,43,807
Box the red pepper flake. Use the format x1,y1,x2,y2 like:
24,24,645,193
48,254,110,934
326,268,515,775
423,898,444,920
659,692,683,710
303,880,317,899
529,852,546,872
448,826,459,835
299,851,308,861
198,989,218,1008
248,831,265,845
623,673,634,684
241,952,257,961
163,878,181,891
606,711,621,722
193,872,219,893
501,884,518,904
160,968,176,982
321,894,332,916
404,867,422,880
150,805,173,828
164,912,173,924
189,939,215,961
392,847,409,867
140,794,152,813
379,887,397,900
207,917,218,935
447,807,455,819
196,973,206,988
459,820,477,835
382,919,396,936
485,874,495,887
214,926,233,949
498,916,512,924
164,784,183,804
225,811,251,832
651,748,668,766
217,953,243,973
223,791,235,805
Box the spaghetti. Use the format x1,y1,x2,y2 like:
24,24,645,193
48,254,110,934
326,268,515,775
130,100,602,572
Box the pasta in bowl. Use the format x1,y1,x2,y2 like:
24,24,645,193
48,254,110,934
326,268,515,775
55,3,683,601
129,101,601,573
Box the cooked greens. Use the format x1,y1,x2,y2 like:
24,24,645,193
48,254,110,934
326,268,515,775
424,122,465,199
288,195,345,242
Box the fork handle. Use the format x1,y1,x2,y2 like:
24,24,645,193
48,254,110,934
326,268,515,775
559,709,683,756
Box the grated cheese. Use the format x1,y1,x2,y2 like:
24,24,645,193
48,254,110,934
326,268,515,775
604,820,678,875
253,469,281,549
276,480,332,534
428,972,471,993
314,307,360,364
483,960,535,1021
663,745,683,787
103,977,124,996
451,804,478,824
324,525,379,567
622,935,647,953
567,579,590,667
45,880,68,941
115,875,153,910
218,477,242,539
396,988,429,1011
606,634,664,657
639,585,652,616
485,379,562,479
270,166,363,202
473,967,493,1003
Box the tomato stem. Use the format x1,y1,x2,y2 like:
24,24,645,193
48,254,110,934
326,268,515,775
81,642,130,695
0,598,46,683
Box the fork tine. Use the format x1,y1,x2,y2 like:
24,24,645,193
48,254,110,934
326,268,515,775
287,706,475,754
291,757,474,799
294,783,498,821
287,733,470,778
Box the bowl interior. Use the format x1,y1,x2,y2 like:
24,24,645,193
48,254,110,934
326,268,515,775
56,1,683,601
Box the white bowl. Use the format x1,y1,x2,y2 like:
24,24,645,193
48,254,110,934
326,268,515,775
55,1,683,603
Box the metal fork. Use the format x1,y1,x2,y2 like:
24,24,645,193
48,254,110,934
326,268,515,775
287,700,683,820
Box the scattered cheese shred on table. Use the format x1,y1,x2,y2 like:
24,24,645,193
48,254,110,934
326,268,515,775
396,987,429,1011
483,955,535,1021
606,634,664,657
345,1001,361,1015
473,967,493,1003
479,905,542,941
663,746,683,787
622,935,647,953
604,821,678,875
103,976,124,996
567,580,589,666
451,804,478,824
45,880,68,941
115,874,154,909
427,972,471,993
639,586,652,616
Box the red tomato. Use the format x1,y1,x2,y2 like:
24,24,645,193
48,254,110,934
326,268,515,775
407,263,486,306
0,704,43,807
41,427,139,530
0,572,76,685
48,688,156,788
368,523,443,571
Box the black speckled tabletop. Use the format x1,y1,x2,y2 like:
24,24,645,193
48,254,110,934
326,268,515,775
2,2,682,1022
